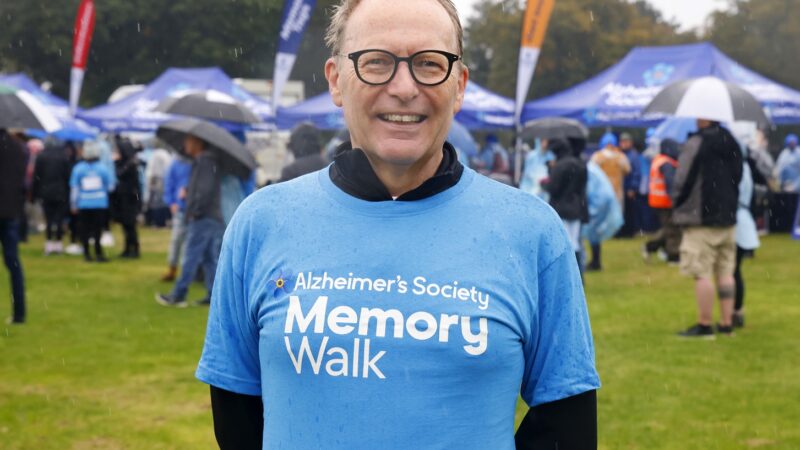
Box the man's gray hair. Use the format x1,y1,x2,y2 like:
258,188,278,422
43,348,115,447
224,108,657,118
324,0,463,57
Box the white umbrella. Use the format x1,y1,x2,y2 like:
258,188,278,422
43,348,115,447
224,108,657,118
643,76,770,126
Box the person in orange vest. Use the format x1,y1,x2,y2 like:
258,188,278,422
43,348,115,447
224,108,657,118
642,138,681,263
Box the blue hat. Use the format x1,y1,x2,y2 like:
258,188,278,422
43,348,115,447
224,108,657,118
786,134,798,146
599,132,618,148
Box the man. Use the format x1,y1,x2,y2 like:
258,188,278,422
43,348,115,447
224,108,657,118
279,122,328,182
159,157,191,282
156,135,224,307
619,132,642,237
33,140,72,255
0,129,27,324
196,1,599,449
673,119,743,338
643,138,681,263
543,139,588,271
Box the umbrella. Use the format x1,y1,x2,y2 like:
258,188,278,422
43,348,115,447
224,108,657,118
155,90,261,124
520,117,589,141
643,76,770,126
156,117,257,179
0,84,61,132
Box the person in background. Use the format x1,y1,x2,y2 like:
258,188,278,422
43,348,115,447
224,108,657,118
279,123,328,182
518,138,555,201
143,145,173,228
156,133,224,307
588,131,629,271
582,160,624,272
0,129,27,324
642,138,681,264
775,133,800,192
618,132,642,237
673,118,742,338
542,139,588,272
473,134,512,184
733,144,760,329
112,138,143,259
160,157,192,282
32,140,72,255
590,132,630,209
70,141,114,263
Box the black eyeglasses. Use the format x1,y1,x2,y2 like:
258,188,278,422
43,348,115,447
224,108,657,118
345,49,461,87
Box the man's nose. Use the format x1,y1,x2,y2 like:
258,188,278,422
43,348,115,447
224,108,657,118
385,61,419,101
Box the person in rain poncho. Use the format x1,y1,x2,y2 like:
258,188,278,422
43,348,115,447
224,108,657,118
518,138,555,201
582,160,623,271
590,132,630,208
775,133,800,192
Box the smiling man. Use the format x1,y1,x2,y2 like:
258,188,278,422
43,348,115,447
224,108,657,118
196,1,599,449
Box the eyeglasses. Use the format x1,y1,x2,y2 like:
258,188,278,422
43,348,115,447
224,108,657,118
345,49,461,87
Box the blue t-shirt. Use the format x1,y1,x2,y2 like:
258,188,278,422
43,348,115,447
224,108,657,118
197,168,599,449
69,160,112,210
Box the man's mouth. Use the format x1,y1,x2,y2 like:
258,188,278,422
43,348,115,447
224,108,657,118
378,114,426,124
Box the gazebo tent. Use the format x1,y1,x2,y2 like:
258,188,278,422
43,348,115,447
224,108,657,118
521,42,800,127
276,80,515,131
78,67,274,132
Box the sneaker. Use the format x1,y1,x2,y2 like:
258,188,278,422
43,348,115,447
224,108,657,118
641,244,651,261
677,323,715,340
65,243,83,255
193,298,211,306
732,313,745,329
716,323,735,336
155,293,188,308
100,231,115,248
657,249,668,262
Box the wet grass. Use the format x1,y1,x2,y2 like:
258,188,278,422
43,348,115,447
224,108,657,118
1,229,798,449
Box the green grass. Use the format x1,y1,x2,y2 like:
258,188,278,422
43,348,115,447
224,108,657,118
1,229,799,449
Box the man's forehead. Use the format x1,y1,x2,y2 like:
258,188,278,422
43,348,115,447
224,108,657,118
341,0,458,53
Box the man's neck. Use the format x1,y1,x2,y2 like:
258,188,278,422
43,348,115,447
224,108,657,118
362,150,444,198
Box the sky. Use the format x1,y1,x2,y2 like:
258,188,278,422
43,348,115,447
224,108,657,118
452,0,731,32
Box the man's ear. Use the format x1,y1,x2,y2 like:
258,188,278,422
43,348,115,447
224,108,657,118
325,58,344,107
453,64,469,114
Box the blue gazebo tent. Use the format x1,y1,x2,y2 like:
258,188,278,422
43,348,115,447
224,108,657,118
0,73,98,140
78,67,274,132
276,80,515,131
521,42,800,127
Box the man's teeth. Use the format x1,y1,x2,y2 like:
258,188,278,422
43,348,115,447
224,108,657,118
380,114,423,123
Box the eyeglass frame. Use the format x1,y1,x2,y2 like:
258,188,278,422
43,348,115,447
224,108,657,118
343,49,462,87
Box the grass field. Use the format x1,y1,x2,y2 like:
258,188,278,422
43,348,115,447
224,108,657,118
1,228,799,449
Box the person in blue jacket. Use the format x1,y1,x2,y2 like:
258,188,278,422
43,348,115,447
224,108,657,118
69,141,114,262
160,158,192,281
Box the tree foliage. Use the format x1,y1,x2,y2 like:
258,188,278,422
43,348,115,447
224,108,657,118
464,0,694,101
705,0,800,91
0,0,284,105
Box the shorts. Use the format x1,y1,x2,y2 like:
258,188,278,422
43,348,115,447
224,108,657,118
679,226,736,279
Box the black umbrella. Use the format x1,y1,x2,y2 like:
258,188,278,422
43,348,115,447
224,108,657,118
155,90,261,124
520,117,589,141
156,118,257,179
642,76,771,126
0,84,61,132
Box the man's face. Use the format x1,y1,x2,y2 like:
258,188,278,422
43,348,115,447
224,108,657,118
620,138,632,150
183,135,204,158
325,0,467,172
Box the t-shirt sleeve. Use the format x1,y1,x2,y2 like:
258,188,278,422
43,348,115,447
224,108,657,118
520,248,600,407
196,222,262,396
